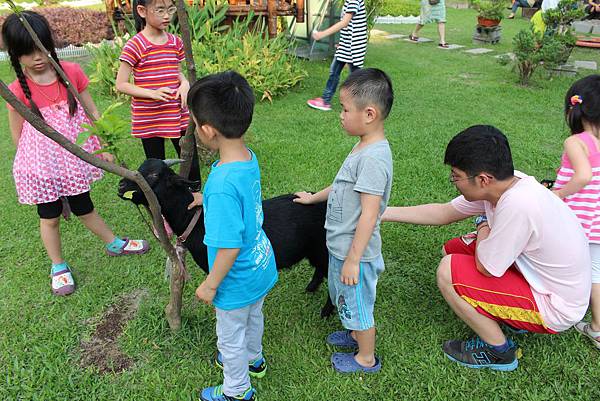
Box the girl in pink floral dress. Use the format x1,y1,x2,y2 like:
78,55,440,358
2,11,149,296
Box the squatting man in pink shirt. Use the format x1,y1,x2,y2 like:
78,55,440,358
382,125,591,371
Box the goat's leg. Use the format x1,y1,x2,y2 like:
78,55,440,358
305,266,325,292
320,293,335,318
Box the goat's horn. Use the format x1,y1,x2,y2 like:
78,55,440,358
163,159,185,167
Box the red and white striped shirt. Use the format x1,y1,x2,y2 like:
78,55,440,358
120,32,189,139
554,132,600,243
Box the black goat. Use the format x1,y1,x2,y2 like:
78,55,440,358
118,159,334,317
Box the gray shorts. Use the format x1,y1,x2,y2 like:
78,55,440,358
328,254,385,331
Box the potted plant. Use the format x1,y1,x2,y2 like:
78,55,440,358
474,0,505,27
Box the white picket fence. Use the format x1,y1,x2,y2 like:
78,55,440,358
0,44,92,62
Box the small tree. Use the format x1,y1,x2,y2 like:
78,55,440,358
504,28,564,85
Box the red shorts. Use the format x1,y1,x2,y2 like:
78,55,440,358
443,236,556,334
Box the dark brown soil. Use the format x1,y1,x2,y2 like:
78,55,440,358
79,289,147,374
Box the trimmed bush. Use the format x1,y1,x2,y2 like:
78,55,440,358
0,7,112,48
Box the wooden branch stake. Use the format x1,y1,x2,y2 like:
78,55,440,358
175,0,199,182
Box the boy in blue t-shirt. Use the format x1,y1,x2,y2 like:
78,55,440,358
187,71,278,401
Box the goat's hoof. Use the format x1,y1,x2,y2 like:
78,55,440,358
320,305,335,318
305,282,320,293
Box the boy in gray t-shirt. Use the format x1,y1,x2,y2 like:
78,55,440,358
295,68,394,374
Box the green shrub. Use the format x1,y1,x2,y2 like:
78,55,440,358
502,27,567,85
190,2,306,101
380,0,420,17
86,18,136,98
86,39,125,99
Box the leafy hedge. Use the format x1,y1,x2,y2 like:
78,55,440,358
189,3,306,101
380,0,420,16
0,7,112,48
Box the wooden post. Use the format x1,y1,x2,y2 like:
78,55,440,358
296,0,305,23
267,0,277,38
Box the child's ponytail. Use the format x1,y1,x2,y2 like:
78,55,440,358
565,75,600,135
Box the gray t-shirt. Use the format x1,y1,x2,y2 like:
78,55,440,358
325,140,393,261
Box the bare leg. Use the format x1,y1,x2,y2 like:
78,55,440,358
412,23,424,37
351,327,376,367
77,210,116,244
591,284,600,332
438,22,446,44
40,217,63,264
437,255,506,345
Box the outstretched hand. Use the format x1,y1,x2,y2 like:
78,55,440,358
293,191,315,205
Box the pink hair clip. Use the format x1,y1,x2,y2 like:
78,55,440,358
570,95,583,106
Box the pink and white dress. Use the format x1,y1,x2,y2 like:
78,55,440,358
554,132,600,243
7,62,103,205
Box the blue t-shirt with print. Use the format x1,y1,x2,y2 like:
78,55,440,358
203,148,278,310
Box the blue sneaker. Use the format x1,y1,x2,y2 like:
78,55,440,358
442,336,520,372
199,385,256,401
215,352,267,378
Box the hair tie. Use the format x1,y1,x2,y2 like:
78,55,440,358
570,95,583,106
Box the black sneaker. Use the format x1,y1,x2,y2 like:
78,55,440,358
215,352,267,378
442,336,520,371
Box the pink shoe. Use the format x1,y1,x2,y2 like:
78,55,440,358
307,97,332,111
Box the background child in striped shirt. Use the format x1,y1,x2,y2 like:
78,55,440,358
552,74,600,350
116,0,200,181
306,0,367,112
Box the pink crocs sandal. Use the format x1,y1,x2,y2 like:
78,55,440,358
106,237,150,256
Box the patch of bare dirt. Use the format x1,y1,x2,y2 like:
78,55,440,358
79,289,147,374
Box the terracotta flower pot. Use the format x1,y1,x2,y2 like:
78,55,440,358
478,16,501,27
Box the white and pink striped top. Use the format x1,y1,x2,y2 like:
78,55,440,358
554,132,600,243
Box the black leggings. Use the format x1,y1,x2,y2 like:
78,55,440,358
37,192,94,219
141,133,201,182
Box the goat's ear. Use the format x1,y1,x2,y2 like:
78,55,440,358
121,190,136,200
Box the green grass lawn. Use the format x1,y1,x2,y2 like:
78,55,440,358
1,8,600,401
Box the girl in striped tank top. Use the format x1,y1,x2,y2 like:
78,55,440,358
116,0,200,181
553,74,600,350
